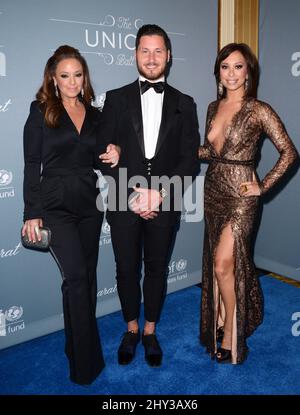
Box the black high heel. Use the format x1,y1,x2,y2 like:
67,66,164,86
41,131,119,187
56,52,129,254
216,347,232,364
216,326,224,343
206,347,216,360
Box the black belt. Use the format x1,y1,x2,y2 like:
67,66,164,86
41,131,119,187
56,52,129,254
42,167,95,177
211,156,254,166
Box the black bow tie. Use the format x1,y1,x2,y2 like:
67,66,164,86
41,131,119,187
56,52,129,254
140,80,165,94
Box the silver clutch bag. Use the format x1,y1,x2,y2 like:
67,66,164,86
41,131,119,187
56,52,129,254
21,226,51,250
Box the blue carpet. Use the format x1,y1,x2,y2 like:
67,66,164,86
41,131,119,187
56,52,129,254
0,276,299,395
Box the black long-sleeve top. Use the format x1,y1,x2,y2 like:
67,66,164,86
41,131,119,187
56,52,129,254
23,100,107,221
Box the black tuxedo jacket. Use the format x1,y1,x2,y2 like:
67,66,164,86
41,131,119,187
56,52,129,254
99,80,200,227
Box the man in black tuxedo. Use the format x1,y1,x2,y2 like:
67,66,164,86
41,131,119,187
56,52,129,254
100,24,200,367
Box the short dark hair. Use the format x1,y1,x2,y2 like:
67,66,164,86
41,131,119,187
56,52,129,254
135,24,171,51
214,43,259,99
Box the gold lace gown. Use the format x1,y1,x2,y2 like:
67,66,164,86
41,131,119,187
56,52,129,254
198,97,298,363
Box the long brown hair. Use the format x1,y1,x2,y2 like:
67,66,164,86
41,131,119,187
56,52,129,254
36,45,95,127
214,43,259,100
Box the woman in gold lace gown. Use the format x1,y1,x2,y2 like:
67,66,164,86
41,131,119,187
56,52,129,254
198,43,298,364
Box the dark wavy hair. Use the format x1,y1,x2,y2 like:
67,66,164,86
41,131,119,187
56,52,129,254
214,43,259,99
135,24,171,52
36,45,95,127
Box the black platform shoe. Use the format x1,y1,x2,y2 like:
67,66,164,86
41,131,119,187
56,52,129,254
216,347,232,364
206,347,216,360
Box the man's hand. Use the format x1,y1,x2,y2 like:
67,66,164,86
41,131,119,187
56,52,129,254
129,187,162,219
99,144,121,168
139,210,158,220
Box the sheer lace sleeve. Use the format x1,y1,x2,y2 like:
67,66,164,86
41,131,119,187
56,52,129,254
198,103,214,161
257,102,299,194
198,145,212,160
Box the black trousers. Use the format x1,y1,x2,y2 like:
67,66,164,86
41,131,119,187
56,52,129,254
110,218,175,323
46,212,104,385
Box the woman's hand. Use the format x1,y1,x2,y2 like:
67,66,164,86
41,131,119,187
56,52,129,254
99,144,121,168
240,173,261,197
22,218,43,243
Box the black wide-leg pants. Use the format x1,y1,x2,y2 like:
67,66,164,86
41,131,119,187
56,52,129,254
46,212,104,385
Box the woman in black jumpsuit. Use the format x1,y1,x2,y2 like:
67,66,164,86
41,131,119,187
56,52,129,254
22,46,119,385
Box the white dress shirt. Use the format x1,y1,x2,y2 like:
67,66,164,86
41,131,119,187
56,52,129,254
139,75,165,159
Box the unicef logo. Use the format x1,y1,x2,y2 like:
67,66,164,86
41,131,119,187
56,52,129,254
102,222,111,235
5,306,23,322
176,259,187,272
0,170,13,186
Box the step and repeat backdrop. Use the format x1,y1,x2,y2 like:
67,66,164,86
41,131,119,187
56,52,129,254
0,0,217,348
256,0,300,281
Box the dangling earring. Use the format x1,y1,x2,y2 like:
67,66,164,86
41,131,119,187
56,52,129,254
218,81,224,97
54,83,59,98
245,79,249,91
81,88,84,98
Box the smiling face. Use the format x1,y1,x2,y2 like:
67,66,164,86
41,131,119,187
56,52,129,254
136,34,170,81
219,50,248,94
53,58,84,101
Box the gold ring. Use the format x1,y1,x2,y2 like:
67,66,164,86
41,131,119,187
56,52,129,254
243,185,248,192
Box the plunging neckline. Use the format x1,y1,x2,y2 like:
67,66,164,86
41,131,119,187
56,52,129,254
207,98,247,157
63,104,87,136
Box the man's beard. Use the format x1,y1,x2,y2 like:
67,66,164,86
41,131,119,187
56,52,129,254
137,63,167,81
